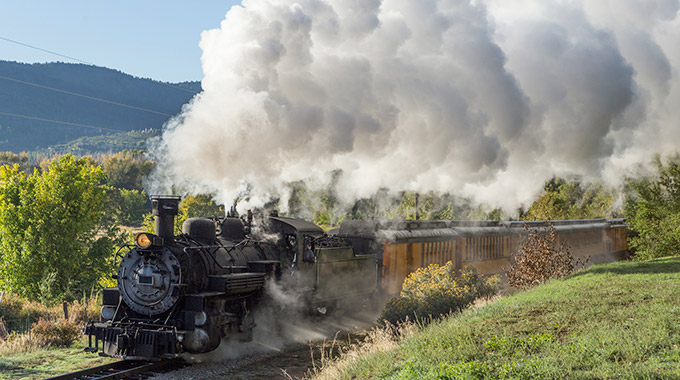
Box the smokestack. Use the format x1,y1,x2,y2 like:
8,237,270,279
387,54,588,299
151,196,180,241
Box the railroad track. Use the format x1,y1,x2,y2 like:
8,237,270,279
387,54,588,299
45,358,187,380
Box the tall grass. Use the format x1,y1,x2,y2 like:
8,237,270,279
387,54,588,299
310,322,419,380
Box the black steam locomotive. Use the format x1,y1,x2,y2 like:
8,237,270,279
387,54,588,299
84,196,377,360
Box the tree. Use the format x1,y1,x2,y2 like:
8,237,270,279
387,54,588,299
0,155,120,302
180,194,225,219
100,151,154,226
523,177,616,221
625,155,680,260
101,150,154,191
0,151,32,172
112,188,149,226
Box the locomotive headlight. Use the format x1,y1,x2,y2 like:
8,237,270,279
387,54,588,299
136,233,152,248
134,232,163,249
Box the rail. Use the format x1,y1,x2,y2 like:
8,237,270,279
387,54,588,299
45,358,186,380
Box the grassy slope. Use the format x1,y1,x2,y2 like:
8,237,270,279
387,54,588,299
0,338,114,380
331,257,680,379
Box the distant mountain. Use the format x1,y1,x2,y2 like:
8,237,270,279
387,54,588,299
0,61,199,152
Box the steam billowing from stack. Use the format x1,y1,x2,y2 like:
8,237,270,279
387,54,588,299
149,0,680,212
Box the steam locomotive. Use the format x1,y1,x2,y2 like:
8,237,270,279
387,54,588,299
84,196,377,359
84,196,628,360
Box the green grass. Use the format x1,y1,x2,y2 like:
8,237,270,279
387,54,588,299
0,337,114,379
328,257,680,379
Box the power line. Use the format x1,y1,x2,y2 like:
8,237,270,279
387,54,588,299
0,36,94,65
0,74,173,117
0,111,125,133
0,35,200,94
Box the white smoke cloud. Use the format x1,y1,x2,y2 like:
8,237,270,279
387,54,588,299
148,0,680,213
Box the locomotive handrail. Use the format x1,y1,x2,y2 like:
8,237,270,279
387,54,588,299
182,238,271,270
112,244,135,266
182,241,238,269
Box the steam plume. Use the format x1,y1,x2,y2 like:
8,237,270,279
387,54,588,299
148,0,680,212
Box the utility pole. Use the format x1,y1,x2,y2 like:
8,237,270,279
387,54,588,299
415,193,420,220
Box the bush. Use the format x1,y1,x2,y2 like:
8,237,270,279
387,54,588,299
30,318,81,348
505,224,585,289
0,293,57,333
379,263,498,325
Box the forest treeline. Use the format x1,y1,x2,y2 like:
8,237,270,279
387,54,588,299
0,150,678,302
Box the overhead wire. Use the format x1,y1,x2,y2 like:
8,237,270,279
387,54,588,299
0,36,94,65
0,111,126,133
0,36,201,132
0,74,173,117
0,35,200,94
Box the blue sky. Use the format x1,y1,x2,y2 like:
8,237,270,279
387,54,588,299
0,1,242,82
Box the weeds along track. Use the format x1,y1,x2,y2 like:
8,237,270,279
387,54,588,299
45,359,188,380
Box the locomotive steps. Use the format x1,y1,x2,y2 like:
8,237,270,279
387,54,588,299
308,257,680,379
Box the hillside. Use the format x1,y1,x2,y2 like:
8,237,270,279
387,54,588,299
0,61,199,152
34,129,161,156
315,257,680,379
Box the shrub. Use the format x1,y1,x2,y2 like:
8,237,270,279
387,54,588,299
0,293,57,333
30,318,81,348
0,292,100,334
379,263,498,325
505,224,585,289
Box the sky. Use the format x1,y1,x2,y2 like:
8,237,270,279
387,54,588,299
0,1,242,83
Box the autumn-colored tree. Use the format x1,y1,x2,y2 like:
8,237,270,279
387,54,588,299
505,225,585,288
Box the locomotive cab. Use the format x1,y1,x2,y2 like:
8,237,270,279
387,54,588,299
267,216,323,267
